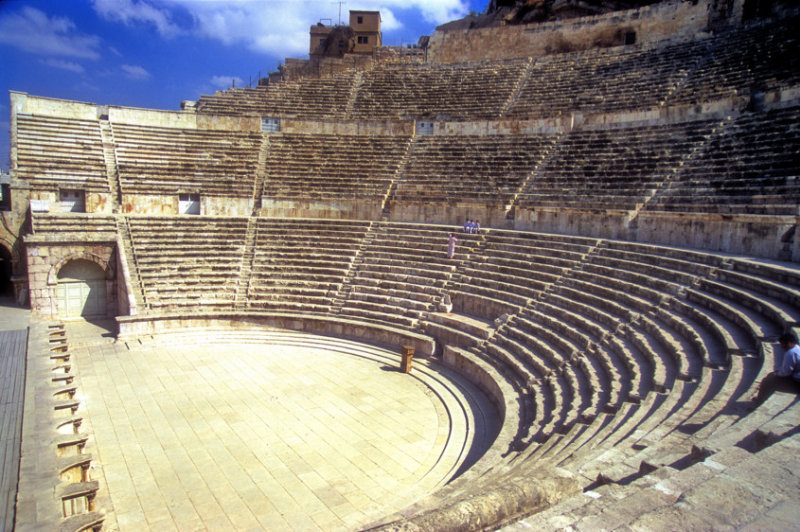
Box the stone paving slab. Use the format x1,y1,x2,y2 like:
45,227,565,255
0,328,27,532
68,326,489,531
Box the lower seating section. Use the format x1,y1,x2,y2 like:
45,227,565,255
516,118,718,210
245,218,370,313
262,134,411,201
77,217,800,527
338,222,480,329
14,114,109,193
395,133,560,206
646,106,800,214
453,230,595,317
127,216,249,311
113,123,263,197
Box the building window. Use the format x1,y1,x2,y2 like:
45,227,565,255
357,36,368,44
357,16,363,24
416,121,434,136
262,117,281,133
624,31,637,45
179,193,200,215
60,189,85,212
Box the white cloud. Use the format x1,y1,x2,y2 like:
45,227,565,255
121,64,151,80
92,0,470,59
210,75,244,89
0,7,101,59
361,0,469,26
379,9,402,32
41,58,85,73
92,0,181,37
188,2,311,57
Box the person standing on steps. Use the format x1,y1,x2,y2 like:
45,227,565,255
447,233,457,259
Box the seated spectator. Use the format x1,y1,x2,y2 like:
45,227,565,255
473,220,480,234
755,331,800,403
463,218,472,233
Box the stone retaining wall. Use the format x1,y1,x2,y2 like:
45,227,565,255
116,312,437,357
428,0,711,63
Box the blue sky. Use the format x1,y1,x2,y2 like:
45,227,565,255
0,0,487,171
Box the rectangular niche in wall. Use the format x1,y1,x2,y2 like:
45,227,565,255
262,117,281,133
59,189,86,212
179,193,200,215
417,121,435,135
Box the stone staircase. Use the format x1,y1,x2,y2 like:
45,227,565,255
234,217,258,310
251,134,271,216
99,120,122,211
116,216,147,312
330,222,376,313
499,56,534,118
379,137,413,221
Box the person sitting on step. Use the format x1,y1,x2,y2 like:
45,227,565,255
755,331,800,404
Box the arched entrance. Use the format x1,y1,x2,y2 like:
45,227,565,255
56,259,107,318
0,244,12,296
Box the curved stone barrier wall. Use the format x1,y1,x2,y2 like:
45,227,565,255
116,312,436,358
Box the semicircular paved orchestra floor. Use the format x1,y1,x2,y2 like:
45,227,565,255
70,324,498,531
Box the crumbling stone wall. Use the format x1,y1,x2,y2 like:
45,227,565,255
428,0,711,63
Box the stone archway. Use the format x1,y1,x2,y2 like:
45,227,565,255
55,259,107,318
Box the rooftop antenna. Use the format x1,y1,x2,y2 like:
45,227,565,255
332,0,346,25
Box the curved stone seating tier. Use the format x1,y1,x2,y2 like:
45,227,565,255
339,223,483,330
89,217,800,528
668,14,800,106
245,218,371,313
14,114,109,192
193,17,798,124
506,39,699,118
115,311,436,358
516,118,719,211
647,105,800,215
196,71,357,119
30,213,117,241
349,60,527,121
507,390,800,531
394,133,560,206
112,123,262,197
127,216,249,310
261,134,411,201
508,16,800,118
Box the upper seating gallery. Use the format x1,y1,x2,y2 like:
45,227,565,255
195,15,800,121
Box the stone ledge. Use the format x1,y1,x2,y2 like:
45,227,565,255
116,311,436,356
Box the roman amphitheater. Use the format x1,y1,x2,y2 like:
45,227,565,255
1,0,800,530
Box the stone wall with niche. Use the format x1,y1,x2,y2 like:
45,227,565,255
121,195,252,216
427,0,712,64
24,241,117,318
